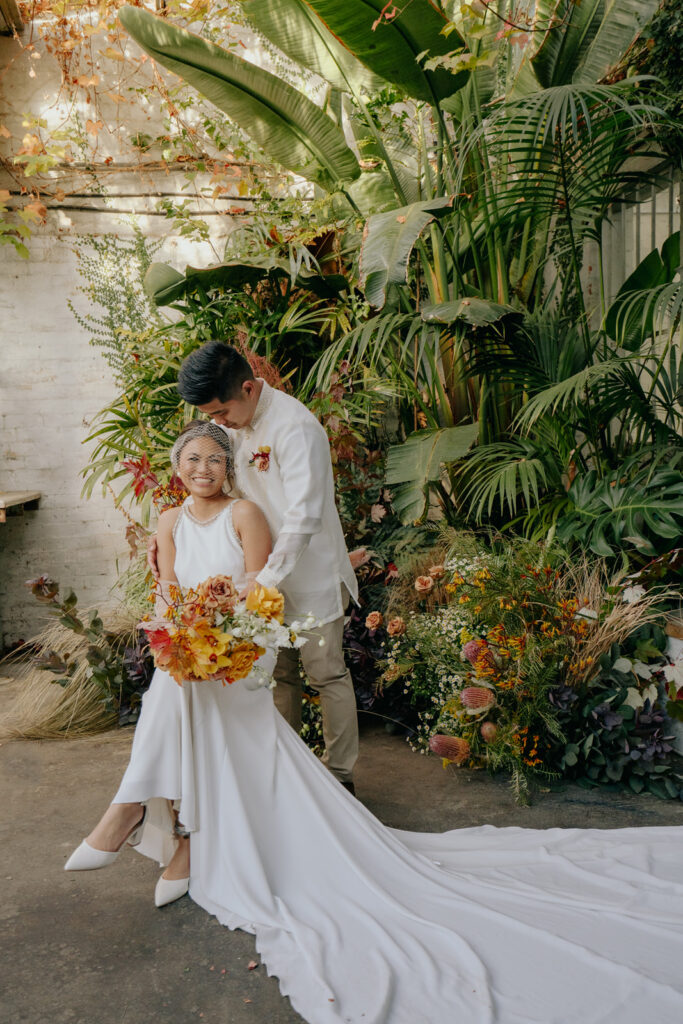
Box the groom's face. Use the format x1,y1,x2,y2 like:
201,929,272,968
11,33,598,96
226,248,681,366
198,381,257,430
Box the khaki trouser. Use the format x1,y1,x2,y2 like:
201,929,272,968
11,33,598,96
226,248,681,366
273,591,358,784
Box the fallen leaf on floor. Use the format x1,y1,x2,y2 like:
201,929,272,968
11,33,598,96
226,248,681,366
247,960,258,970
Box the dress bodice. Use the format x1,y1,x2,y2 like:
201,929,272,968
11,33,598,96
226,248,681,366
172,499,245,591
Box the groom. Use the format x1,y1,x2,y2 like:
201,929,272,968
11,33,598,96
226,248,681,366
153,341,360,792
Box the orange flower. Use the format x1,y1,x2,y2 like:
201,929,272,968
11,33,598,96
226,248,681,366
428,564,445,580
365,610,384,631
414,575,434,594
246,584,285,623
387,616,406,637
222,641,265,683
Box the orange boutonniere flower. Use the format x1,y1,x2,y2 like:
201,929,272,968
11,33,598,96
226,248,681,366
249,445,271,472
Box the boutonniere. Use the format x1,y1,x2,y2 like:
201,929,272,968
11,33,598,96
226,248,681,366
249,445,271,472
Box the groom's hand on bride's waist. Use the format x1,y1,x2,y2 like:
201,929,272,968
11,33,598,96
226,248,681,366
147,534,160,581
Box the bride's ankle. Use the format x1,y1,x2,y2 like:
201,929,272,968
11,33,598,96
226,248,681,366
163,837,190,880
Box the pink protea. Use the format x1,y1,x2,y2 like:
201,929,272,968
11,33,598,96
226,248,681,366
461,687,495,711
462,638,487,664
429,734,470,764
480,721,498,742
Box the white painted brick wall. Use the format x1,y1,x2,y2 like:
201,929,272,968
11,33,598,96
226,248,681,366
0,224,229,647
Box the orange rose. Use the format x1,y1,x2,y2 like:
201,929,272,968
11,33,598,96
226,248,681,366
223,641,265,683
365,611,383,631
245,584,285,623
414,575,434,594
197,575,238,613
428,564,445,580
387,616,406,637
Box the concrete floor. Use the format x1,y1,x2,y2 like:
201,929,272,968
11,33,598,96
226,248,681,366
2,674,682,1024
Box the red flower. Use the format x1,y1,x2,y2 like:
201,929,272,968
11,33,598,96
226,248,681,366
121,454,159,497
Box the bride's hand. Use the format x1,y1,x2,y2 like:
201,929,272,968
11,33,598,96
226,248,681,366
147,534,161,581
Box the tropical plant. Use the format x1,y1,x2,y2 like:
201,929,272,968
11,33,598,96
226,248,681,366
118,2,680,548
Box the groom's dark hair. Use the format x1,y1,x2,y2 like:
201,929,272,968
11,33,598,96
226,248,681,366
178,341,255,405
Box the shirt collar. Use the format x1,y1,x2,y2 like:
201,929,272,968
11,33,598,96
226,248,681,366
247,379,273,433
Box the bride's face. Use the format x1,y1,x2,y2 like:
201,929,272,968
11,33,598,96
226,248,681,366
177,437,228,498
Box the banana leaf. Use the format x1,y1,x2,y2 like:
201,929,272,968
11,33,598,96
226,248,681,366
385,424,479,523
359,197,453,308
239,0,385,95
421,298,519,326
531,0,604,87
605,231,681,349
302,0,467,104
145,259,349,306
118,6,360,189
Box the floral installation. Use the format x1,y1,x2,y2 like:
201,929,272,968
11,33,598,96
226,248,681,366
249,445,272,472
141,576,311,688
379,540,682,802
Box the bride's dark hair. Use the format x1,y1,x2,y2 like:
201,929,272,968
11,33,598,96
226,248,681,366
178,342,254,405
171,421,235,493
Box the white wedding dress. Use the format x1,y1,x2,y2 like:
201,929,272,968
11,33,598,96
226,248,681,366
114,499,683,1024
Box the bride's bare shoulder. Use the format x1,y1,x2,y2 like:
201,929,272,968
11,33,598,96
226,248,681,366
231,498,268,530
158,505,183,536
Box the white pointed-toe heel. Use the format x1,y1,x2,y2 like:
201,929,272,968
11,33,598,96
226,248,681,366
154,874,190,907
64,808,146,871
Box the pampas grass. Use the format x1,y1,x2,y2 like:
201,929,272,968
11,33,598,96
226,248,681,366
1,606,139,740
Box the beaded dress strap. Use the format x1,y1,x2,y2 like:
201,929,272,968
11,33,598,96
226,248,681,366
225,499,244,549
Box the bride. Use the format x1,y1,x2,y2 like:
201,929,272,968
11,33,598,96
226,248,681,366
65,421,683,1024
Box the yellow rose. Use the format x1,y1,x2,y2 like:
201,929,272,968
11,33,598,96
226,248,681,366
246,584,285,623
387,616,406,637
365,611,383,631
428,564,445,580
225,641,265,682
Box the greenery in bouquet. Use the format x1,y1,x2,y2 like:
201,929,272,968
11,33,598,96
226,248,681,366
142,576,307,687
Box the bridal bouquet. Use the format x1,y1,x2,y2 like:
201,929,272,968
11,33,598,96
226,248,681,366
140,576,310,687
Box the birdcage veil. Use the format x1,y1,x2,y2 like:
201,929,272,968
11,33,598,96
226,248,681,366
170,421,234,494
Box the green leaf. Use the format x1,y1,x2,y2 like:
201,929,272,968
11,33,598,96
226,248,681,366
531,0,605,88
239,0,385,94
118,7,360,189
359,197,453,308
302,0,467,104
145,259,348,306
421,298,519,327
385,424,478,523
604,232,681,349
578,0,661,84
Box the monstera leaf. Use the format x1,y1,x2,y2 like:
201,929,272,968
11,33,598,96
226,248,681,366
118,6,360,190
385,424,479,523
